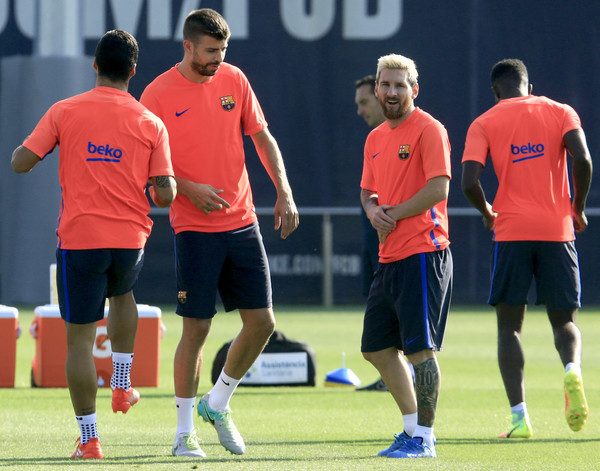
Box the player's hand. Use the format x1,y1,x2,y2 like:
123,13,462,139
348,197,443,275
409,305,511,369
573,208,588,233
483,213,497,231
186,183,231,215
368,204,396,233
482,202,497,231
274,193,299,239
377,230,390,244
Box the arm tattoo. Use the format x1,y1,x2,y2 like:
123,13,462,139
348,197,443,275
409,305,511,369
154,175,173,188
413,357,441,427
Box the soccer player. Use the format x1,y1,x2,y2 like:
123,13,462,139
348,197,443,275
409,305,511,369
355,75,386,300
360,54,452,459
354,75,388,392
11,30,176,459
355,74,386,130
461,58,592,438
140,9,299,458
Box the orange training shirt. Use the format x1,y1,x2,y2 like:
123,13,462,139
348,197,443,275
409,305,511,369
23,86,173,249
361,107,452,263
140,63,267,233
462,95,581,241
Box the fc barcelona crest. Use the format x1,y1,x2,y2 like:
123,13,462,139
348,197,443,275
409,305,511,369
219,95,235,111
178,291,187,304
398,144,411,160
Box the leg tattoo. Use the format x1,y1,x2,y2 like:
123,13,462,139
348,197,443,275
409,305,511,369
413,357,441,427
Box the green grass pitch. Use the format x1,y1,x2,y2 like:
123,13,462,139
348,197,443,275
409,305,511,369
1,305,599,470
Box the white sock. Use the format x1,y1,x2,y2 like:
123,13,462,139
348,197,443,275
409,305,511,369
175,397,196,437
208,369,241,411
566,362,581,376
76,413,98,444
110,352,134,391
402,413,418,436
511,402,528,417
413,425,434,447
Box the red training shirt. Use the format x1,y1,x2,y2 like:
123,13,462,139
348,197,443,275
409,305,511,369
23,86,173,249
462,95,581,241
361,107,452,263
140,62,267,233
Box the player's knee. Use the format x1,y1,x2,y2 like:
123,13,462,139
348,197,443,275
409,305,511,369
257,314,276,337
182,317,212,341
497,323,521,339
362,350,379,366
242,309,275,335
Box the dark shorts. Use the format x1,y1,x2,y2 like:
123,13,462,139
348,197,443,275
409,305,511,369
56,248,144,324
361,248,453,355
488,241,580,309
175,222,272,318
362,248,379,298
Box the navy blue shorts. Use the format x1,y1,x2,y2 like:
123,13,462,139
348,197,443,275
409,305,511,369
488,241,581,309
361,248,453,355
175,222,272,318
56,248,144,324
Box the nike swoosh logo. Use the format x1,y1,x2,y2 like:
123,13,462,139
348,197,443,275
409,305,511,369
372,152,380,159
175,107,191,117
203,402,215,425
406,336,419,345
221,378,230,386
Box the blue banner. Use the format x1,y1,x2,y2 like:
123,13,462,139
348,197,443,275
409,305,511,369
2,1,599,305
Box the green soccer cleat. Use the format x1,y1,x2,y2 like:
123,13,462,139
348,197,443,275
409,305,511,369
197,393,245,455
498,411,533,438
564,369,589,432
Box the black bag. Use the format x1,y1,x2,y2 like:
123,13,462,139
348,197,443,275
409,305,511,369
211,330,317,386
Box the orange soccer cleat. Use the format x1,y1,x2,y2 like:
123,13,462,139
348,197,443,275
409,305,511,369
112,387,140,414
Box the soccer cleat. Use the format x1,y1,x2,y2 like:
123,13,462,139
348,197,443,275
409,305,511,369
112,387,140,414
197,393,246,455
387,437,436,458
498,412,533,438
172,429,206,458
564,369,589,432
377,432,411,456
356,378,389,392
71,437,103,459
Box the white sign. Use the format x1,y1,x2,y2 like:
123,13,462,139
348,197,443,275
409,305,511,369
243,352,309,384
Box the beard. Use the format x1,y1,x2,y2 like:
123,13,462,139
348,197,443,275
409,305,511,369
379,96,412,120
190,60,220,77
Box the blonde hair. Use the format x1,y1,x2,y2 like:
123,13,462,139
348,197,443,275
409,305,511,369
376,54,418,86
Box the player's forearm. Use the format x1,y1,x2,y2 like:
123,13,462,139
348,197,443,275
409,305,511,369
387,176,449,221
150,175,177,208
253,130,294,199
572,157,592,213
462,182,490,216
11,145,42,173
564,129,593,213
173,175,200,199
360,189,379,216
462,166,496,221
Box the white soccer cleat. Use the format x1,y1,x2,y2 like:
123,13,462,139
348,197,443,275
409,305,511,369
172,429,206,458
197,393,246,455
